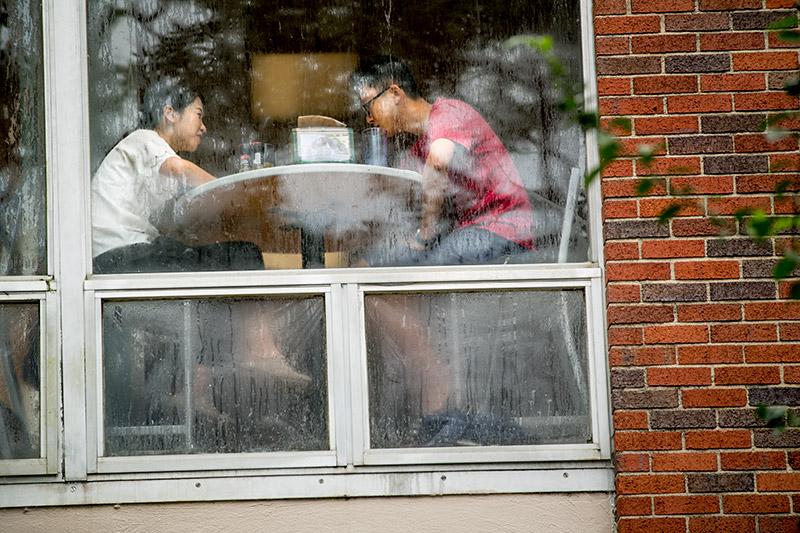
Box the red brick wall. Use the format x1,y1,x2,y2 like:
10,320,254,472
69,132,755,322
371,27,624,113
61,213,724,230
596,1,800,531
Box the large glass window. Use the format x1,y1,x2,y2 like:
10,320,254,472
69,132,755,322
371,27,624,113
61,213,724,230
86,0,588,273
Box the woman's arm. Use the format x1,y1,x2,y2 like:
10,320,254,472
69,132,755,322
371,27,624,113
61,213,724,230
159,156,215,186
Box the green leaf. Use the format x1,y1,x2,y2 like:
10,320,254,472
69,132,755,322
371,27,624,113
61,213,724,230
785,79,800,97
790,281,800,300
756,404,789,430
767,14,798,31
658,203,683,224
635,178,655,196
773,252,799,280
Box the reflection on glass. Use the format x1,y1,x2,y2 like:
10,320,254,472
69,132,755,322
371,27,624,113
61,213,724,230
0,1,46,275
365,290,590,448
87,0,587,271
0,302,41,459
102,296,327,456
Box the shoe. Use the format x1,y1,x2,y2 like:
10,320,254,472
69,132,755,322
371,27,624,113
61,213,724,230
420,411,469,447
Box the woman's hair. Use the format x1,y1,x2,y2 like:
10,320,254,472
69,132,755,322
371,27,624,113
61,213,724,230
141,77,203,128
352,55,421,99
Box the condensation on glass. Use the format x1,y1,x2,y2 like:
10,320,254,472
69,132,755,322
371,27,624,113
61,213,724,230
101,296,328,456
0,302,41,459
364,290,591,448
86,0,588,273
0,1,46,275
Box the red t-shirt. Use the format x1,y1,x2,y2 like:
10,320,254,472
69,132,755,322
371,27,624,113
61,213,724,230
410,99,533,248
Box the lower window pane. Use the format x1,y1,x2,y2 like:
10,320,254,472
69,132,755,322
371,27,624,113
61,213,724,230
0,302,41,459
365,290,591,449
102,296,327,456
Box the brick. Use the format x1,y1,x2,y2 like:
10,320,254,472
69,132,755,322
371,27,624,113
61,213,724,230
642,239,705,259
617,474,686,495
685,429,752,449
671,176,734,194
654,495,719,515
699,0,761,8
687,473,754,493
650,409,716,429
746,343,800,363
616,452,652,472
679,344,743,364
642,283,707,302
759,517,800,533
718,408,769,427
677,303,741,322
785,364,800,380
672,217,736,237
669,135,733,155
712,324,777,343
634,75,698,95
675,260,740,280
632,0,695,12
769,29,800,48
768,71,799,90
594,0,627,15
614,410,649,430
750,387,800,406
744,258,798,278
611,346,677,366
754,428,800,448
771,152,800,172
700,72,766,92
652,452,718,471
609,305,675,325
604,177,667,198
601,96,664,116
616,496,653,517
732,10,796,30
636,116,700,135
668,94,733,114
767,0,799,6
649,367,713,386
596,16,663,36
701,113,766,133
615,431,683,451
639,198,704,218
736,92,800,111
724,494,790,514
606,243,640,261
775,195,800,215
704,154,769,174
757,472,800,491
597,57,663,76
665,13,731,32
607,262,672,281
735,133,799,153
683,388,747,407
612,368,647,388
605,199,639,219
608,283,642,302
645,324,709,344
708,195,772,214
716,365,781,384
689,516,756,533
745,302,800,320
609,326,645,346
721,451,786,470
606,220,670,240
598,77,632,96
618,517,686,533
632,34,697,54
637,156,702,175
665,54,731,74
617,137,668,157
708,238,773,257
735,50,800,72
602,159,635,178
613,389,680,409
710,281,776,301
700,31,765,51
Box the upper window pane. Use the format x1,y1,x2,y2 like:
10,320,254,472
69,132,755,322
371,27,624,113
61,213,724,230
0,1,46,275
87,1,587,273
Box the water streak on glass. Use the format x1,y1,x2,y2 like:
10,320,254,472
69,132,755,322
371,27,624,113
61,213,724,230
102,296,328,456
0,0,46,275
365,290,590,448
0,302,41,459
87,0,588,272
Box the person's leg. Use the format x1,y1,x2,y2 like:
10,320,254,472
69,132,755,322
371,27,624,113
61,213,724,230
416,227,527,266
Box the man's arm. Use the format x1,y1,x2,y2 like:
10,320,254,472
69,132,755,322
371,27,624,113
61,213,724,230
415,137,455,246
159,156,215,186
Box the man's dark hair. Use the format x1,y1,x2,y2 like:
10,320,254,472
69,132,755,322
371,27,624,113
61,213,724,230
353,56,421,99
141,77,203,128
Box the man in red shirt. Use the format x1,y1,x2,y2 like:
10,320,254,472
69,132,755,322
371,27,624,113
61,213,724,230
354,56,533,265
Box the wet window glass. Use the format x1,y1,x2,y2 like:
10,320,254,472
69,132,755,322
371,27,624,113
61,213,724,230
0,1,46,275
0,302,41,459
87,0,587,273
365,290,590,448
102,296,327,456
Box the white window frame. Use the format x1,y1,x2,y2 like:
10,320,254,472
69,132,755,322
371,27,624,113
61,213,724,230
0,0,612,506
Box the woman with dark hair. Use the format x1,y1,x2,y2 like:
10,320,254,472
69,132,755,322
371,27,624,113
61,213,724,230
91,77,263,273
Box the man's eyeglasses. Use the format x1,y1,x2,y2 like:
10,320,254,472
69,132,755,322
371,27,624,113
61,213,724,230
361,87,390,116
